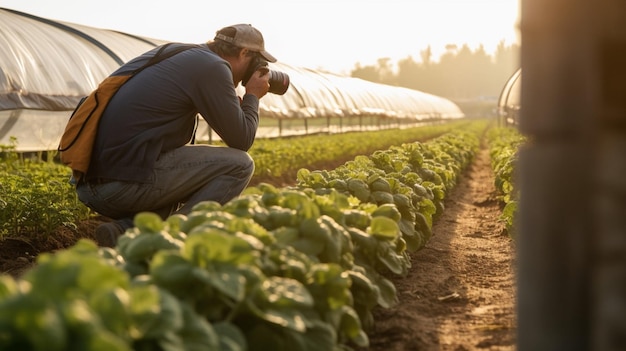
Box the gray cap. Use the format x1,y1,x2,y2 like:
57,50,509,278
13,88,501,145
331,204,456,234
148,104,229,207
214,24,276,62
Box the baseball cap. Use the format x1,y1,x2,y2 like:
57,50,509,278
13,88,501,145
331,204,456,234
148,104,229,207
214,24,277,62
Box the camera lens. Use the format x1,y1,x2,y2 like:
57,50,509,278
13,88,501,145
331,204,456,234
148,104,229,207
268,70,290,95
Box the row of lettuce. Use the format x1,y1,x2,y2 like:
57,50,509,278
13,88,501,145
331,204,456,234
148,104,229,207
0,120,501,350
0,121,467,238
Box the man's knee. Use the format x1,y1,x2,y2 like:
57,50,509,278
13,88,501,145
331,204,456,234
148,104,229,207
225,149,254,178
239,152,255,176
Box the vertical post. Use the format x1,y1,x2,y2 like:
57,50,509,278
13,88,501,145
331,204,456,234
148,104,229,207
519,0,626,350
517,0,595,349
592,1,626,350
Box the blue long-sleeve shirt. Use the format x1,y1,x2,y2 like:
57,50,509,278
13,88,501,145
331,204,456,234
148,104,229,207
88,43,259,183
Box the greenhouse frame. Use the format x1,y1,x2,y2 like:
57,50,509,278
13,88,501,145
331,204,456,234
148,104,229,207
497,67,521,126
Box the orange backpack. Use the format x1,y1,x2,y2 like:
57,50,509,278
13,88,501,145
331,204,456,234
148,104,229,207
58,43,198,181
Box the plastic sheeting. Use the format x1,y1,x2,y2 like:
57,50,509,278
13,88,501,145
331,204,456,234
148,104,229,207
0,8,166,111
1,7,465,151
258,65,463,120
497,68,521,125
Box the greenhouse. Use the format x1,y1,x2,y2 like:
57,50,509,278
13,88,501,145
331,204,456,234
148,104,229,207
497,68,521,125
1,7,465,152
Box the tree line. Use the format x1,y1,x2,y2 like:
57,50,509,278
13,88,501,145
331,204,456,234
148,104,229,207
350,40,520,102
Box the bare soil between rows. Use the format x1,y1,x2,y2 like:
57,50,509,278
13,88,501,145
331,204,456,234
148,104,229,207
0,143,517,350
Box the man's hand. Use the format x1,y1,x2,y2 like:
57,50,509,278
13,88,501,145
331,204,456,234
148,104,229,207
245,69,270,99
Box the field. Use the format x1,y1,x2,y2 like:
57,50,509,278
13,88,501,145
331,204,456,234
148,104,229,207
0,122,518,350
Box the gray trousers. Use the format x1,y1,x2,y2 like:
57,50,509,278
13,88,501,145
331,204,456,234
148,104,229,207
76,144,254,222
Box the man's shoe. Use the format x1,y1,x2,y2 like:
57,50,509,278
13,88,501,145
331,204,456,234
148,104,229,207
94,222,125,248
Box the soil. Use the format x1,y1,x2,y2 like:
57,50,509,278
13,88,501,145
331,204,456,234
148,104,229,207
0,143,517,350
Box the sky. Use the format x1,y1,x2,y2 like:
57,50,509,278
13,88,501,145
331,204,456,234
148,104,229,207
1,0,520,75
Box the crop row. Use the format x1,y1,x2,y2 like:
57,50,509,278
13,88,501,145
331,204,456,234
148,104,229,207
247,120,469,179
486,126,526,236
0,121,487,350
0,121,471,238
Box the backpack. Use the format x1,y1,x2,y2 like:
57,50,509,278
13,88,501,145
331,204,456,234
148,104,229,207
58,43,199,182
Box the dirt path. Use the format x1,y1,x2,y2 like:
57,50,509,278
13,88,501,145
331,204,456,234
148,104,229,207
364,144,517,350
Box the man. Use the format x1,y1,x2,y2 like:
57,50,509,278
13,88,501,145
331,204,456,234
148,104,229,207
76,24,275,247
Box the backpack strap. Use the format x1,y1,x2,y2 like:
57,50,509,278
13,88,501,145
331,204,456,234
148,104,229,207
132,43,200,76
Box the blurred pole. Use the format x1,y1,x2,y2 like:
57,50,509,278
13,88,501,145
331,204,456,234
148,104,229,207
518,0,626,350
517,0,594,350
591,2,626,350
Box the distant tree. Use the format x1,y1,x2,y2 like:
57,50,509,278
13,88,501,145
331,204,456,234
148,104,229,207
351,58,396,85
350,42,520,101
445,44,458,53
395,46,436,91
376,58,396,85
396,56,421,90
351,63,380,82
420,45,433,66
493,40,521,95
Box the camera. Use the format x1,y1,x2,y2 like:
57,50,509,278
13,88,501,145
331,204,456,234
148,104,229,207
242,56,290,95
